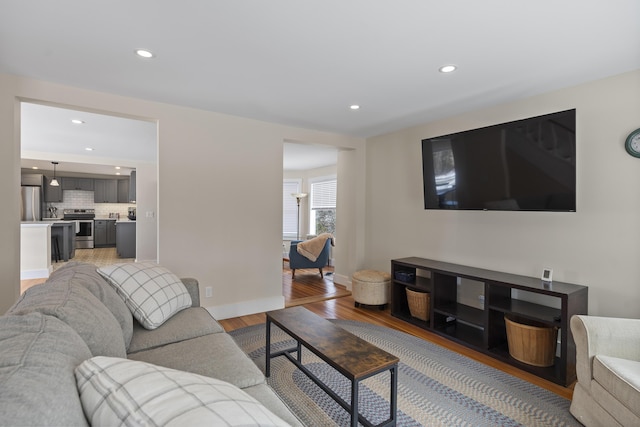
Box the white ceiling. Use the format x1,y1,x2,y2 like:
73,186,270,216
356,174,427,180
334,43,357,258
283,143,338,171
20,102,157,175
3,1,640,146
19,101,338,174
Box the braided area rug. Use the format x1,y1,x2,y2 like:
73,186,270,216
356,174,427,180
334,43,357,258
230,320,580,427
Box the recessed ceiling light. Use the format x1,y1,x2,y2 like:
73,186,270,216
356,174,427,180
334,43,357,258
85,147,94,151
115,166,121,170
350,105,360,110
135,49,155,59
439,65,457,73
31,166,38,170
115,172,121,176
71,119,84,124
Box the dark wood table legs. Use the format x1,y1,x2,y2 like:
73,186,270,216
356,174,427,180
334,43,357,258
266,307,398,427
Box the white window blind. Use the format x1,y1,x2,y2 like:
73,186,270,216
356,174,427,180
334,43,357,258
311,179,336,210
283,180,301,237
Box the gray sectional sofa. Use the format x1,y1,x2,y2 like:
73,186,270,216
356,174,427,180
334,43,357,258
0,262,301,426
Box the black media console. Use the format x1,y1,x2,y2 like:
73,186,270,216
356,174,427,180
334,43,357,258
391,257,588,386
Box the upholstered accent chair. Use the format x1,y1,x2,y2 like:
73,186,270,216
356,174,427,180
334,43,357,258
570,315,640,427
288,239,331,279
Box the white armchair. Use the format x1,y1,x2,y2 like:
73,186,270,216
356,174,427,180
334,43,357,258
570,315,640,426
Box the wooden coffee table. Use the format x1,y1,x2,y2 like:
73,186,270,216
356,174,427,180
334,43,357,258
266,306,399,427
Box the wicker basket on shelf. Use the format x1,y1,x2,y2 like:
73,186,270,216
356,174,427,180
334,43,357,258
406,288,430,321
505,315,558,367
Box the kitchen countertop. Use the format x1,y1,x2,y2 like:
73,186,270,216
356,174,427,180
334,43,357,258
21,221,75,229
21,221,75,263
22,220,76,228
41,217,137,222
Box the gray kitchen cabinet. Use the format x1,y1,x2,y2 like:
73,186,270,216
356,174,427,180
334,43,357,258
43,176,63,202
94,179,118,203
94,220,106,246
61,177,94,191
116,221,136,258
94,219,116,247
107,220,116,245
117,178,131,203
129,171,136,203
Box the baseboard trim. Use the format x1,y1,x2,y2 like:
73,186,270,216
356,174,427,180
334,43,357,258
20,267,51,280
206,296,285,320
333,273,352,290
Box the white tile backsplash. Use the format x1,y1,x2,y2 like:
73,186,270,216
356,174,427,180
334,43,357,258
45,190,134,218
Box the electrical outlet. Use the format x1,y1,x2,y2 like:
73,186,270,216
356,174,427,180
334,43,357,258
205,287,213,298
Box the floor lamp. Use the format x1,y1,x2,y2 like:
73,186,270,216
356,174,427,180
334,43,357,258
291,193,308,240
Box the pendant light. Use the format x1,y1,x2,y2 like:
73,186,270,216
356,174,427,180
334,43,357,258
50,161,60,186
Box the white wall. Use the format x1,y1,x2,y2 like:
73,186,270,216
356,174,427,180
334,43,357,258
0,73,364,316
365,70,640,318
20,223,51,279
135,162,158,262
335,148,367,287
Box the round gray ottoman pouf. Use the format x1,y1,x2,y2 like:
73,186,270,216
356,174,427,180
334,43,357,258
352,269,391,309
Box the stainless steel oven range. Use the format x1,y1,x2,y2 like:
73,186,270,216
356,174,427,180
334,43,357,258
63,209,95,249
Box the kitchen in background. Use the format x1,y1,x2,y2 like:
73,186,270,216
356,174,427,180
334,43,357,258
21,170,136,267
19,102,156,273
42,172,137,257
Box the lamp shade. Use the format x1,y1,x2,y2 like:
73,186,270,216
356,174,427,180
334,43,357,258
50,161,60,186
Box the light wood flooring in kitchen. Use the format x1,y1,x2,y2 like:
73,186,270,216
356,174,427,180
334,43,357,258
19,247,133,294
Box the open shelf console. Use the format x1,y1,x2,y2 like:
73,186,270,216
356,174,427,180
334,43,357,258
391,257,588,386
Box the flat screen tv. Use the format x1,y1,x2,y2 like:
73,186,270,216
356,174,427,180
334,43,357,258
422,109,576,211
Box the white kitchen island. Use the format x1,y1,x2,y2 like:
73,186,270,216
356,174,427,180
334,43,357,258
20,222,52,279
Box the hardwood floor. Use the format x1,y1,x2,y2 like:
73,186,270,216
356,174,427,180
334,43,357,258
282,261,351,306
220,293,575,400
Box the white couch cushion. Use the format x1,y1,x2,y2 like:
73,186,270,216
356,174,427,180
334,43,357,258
593,355,640,418
75,356,289,427
98,262,192,330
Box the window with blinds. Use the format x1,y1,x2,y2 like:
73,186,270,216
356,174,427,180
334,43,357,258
310,178,336,236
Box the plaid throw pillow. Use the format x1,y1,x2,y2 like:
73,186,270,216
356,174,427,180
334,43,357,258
98,262,192,330
75,357,289,426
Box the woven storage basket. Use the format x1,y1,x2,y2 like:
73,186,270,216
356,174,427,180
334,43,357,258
505,315,558,367
406,288,430,321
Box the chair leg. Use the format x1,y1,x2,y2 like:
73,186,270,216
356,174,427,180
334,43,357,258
51,236,60,263
319,268,323,278
292,269,295,279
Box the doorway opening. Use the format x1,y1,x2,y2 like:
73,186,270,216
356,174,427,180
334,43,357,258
19,101,158,283
282,141,349,306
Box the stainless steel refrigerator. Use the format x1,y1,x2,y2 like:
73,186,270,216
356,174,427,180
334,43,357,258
21,185,43,221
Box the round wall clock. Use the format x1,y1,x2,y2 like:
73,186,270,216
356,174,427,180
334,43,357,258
625,128,640,158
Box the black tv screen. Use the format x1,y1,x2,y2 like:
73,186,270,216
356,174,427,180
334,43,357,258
422,109,576,211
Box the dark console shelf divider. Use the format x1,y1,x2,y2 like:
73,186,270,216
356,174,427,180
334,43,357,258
391,257,588,386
